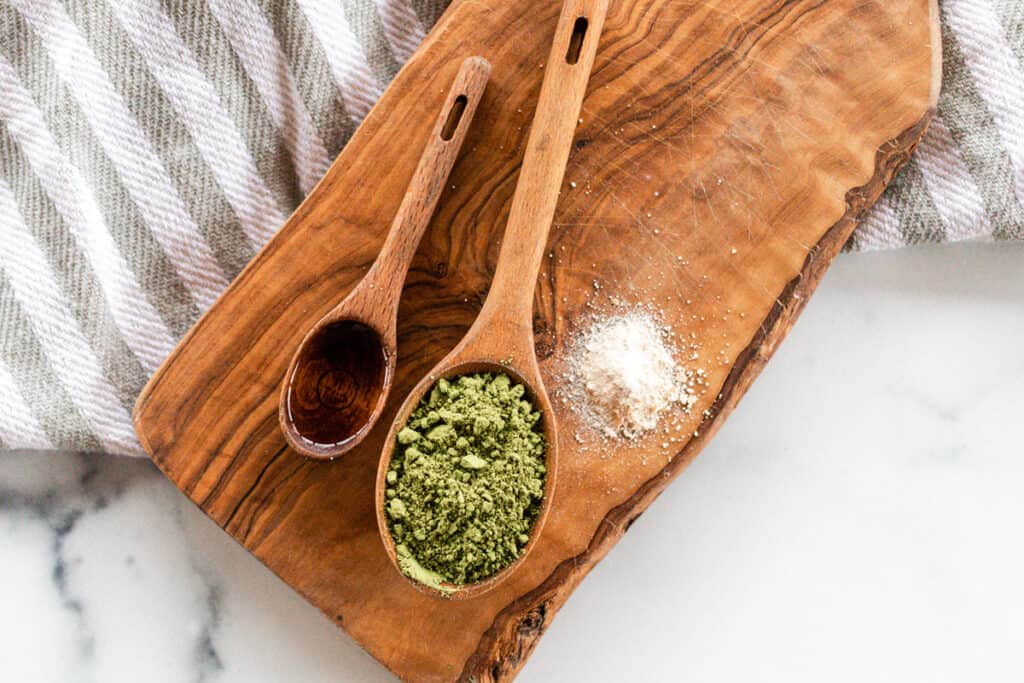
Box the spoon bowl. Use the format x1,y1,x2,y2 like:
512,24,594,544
375,0,608,598
279,57,490,460
281,317,393,459
375,357,557,600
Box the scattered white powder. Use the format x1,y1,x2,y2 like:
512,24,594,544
560,309,697,440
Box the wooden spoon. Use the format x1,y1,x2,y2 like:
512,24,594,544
376,0,608,599
279,57,491,460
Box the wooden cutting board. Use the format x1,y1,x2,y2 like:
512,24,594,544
133,0,939,679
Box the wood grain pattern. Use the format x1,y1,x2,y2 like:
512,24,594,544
280,57,490,460
133,0,940,680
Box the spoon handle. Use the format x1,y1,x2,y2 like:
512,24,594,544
363,56,491,308
474,0,608,346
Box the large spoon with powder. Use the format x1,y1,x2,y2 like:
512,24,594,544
376,0,608,599
279,57,491,460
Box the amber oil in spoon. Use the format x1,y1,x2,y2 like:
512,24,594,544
284,321,389,450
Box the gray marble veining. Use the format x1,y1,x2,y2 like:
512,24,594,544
2,242,1023,682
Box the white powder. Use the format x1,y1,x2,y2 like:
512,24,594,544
560,310,697,440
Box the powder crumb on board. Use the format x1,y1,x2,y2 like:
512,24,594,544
556,307,699,442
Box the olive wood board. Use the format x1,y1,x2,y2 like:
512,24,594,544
133,0,940,680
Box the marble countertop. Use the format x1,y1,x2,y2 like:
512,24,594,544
3,241,1022,682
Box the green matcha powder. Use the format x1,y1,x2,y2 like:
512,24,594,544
385,372,547,591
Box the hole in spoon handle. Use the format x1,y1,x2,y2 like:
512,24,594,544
437,57,490,143
440,94,468,141
565,17,589,64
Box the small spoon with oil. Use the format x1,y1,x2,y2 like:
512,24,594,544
279,57,491,460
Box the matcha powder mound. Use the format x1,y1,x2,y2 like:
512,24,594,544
385,373,547,589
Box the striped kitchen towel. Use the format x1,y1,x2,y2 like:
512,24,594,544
0,0,1021,456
